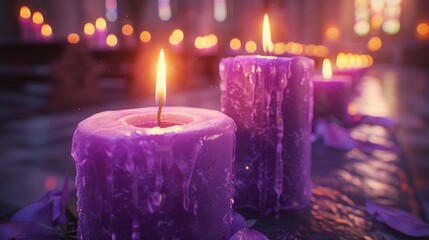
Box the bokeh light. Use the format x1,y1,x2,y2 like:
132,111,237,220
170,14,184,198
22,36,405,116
354,21,370,35
32,11,44,25
95,17,107,30
245,41,257,53
416,22,429,40
19,6,31,19
41,24,52,37
230,38,241,50
67,33,80,44
121,24,134,36
382,19,400,34
367,37,382,51
140,31,151,42
106,34,118,47
84,22,95,36
326,26,340,40
169,29,184,45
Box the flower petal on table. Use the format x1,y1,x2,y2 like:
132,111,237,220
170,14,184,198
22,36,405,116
230,212,246,236
230,228,269,240
366,200,429,237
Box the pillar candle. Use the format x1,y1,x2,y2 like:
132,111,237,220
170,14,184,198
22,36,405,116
313,59,352,124
219,55,314,215
72,107,236,239
313,75,352,124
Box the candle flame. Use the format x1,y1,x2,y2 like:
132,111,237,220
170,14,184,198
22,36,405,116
156,49,166,105
262,14,273,53
19,6,31,19
322,58,333,79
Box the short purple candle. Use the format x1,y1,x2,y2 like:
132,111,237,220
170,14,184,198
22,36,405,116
219,55,314,215
72,107,236,239
313,59,352,123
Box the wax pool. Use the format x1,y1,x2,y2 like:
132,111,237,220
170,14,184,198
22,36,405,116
220,56,314,215
72,107,236,239
313,75,352,124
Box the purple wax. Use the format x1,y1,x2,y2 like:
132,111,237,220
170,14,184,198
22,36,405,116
219,55,314,215
313,75,352,124
72,107,236,239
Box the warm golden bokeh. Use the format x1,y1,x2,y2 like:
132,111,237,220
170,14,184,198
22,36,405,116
416,22,429,39
139,31,151,42
367,37,382,51
122,24,134,36
106,34,118,47
84,22,95,36
229,38,241,50
19,6,31,19
169,29,184,45
41,24,52,37
326,26,339,40
67,33,80,44
244,41,257,53
95,17,107,30
32,11,44,24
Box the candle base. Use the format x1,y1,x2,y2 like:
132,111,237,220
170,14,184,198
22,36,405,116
73,107,236,239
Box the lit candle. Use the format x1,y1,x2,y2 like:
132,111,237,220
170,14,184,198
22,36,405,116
18,6,33,42
313,59,352,124
220,14,313,215
72,50,236,238
31,11,44,42
95,17,108,49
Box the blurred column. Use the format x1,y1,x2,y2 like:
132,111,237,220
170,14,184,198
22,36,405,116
46,0,84,40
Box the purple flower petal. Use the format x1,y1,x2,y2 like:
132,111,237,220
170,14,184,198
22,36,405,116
360,116,397,129
230,229,269,240
230,212,246,237
366,200,429,237
0,222,57,240
314,120,356,150
10,190,61,224
58,177,70,224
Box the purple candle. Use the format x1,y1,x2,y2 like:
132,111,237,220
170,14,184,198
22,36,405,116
313,59,352,124
72,50,236,239
18,6,33,42
95,17,108,49
219,14,313,215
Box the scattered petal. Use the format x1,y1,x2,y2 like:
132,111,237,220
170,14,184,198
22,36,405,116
314,120,356,150
230,229,269,240
230,212,246,236
366,200,429,237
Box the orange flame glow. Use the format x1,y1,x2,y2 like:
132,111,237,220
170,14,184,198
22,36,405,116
156,49,166,105
322,58,333,80
262,14,273,53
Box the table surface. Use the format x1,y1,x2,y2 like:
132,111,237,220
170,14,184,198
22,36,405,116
0,66,426,239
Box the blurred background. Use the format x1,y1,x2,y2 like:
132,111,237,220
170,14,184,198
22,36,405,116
0,0,429,221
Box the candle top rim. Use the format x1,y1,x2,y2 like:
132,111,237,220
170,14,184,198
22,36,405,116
75,106,236,139
221,55,313,61
313,74,353,82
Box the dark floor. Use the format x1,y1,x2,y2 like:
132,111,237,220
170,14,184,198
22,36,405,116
0,64,428,223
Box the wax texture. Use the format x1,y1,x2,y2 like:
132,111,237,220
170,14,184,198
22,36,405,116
72,107,236,239
220,56,314,215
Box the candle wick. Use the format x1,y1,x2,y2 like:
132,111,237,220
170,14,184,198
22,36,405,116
157,101,162,127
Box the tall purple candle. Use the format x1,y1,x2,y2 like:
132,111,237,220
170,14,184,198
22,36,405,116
72,107,236,239
219,55,314,215
313,59,352,124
